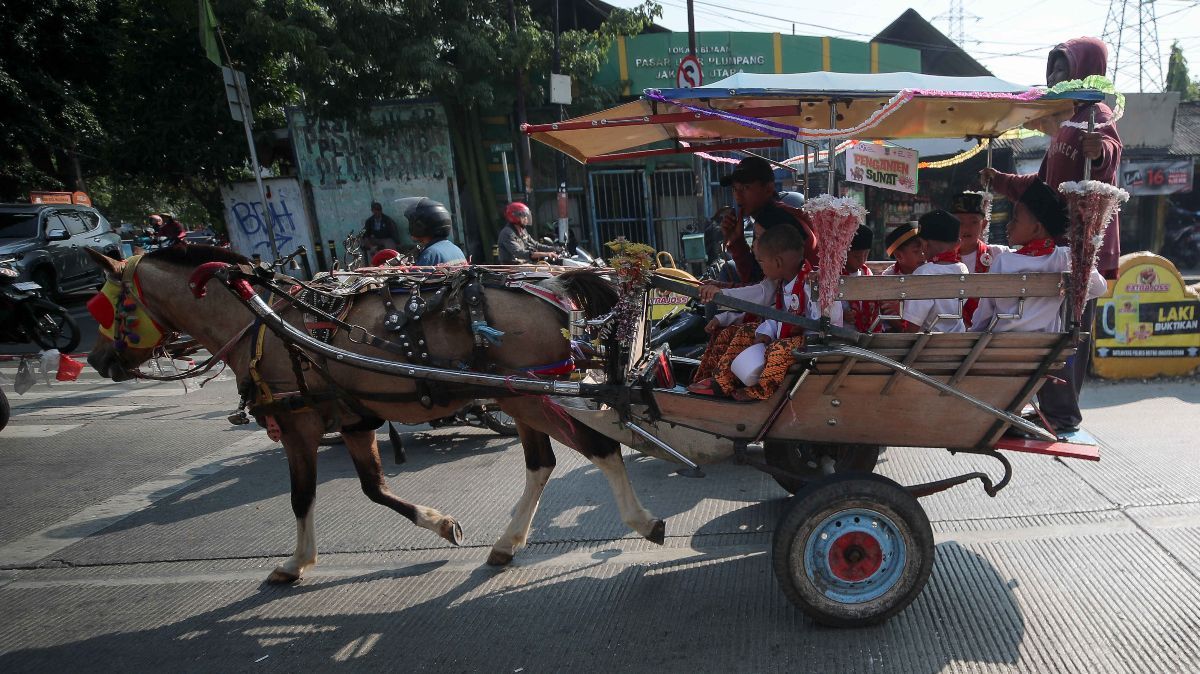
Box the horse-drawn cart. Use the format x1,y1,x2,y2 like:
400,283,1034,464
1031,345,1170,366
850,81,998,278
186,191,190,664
179,71,1124,627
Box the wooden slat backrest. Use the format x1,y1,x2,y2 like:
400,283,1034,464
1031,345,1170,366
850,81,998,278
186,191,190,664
810,271,1069,301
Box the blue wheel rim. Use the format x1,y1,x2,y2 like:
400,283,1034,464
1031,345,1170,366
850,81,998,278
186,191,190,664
803,507,906,604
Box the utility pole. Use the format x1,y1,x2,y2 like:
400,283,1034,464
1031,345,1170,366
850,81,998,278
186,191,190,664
687,0,696,56
508,0,534,204
1103,0,1164,92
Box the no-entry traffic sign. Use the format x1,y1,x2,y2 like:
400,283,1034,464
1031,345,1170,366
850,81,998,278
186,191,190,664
676,54,703,89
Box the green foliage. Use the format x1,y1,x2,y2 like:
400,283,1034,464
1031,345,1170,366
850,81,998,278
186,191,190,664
0,0,661,230
1165,41,1199,101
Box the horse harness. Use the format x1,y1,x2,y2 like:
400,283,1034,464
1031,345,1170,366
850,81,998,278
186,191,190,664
237,266,568,431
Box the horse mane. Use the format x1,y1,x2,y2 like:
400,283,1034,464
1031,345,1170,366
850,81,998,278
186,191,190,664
552,269,619,319
145,244,249,268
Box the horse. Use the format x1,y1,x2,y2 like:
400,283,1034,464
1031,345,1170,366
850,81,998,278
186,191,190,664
83,246,665,583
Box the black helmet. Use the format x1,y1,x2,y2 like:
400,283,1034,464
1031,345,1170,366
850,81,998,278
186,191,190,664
395,197,453,239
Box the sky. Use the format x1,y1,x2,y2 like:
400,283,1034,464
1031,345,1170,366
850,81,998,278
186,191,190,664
606,0,1200,90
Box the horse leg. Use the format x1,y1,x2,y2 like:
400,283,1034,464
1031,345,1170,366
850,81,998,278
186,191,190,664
487,422,556,567
589,447,666,544
341,428,463,546
267,413,324,584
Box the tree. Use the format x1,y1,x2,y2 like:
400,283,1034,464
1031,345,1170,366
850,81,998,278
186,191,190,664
0,1,661,249
1165,41,1199,101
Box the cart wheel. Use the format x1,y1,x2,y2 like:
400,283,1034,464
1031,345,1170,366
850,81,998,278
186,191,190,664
772,472,933,628
763,442,881,494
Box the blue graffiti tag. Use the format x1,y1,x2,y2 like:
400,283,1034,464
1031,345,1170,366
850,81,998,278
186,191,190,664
230,197,301,253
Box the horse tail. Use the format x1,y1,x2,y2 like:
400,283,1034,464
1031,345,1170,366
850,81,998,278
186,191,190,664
547,269,619,319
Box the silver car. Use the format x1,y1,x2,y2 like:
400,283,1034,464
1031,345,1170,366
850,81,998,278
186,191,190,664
0,203,124,297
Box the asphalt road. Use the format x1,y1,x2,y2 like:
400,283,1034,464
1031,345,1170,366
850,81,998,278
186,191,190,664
0,358,1198,672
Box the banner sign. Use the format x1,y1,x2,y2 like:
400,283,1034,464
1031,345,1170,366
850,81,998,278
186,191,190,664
845,143,918,194
1119,160,1193,196
1093,253,1200,378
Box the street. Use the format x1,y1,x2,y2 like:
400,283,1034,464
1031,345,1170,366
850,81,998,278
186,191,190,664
0,354,1198,672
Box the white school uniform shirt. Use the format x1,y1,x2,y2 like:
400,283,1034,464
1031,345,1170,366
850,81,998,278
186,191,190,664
754,273,843,340
901,260,970,332
961,243,1010,273
969,246,1108,333
713,278,779,327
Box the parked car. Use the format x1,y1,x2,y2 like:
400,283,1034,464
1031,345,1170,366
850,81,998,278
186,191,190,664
0,203,124,297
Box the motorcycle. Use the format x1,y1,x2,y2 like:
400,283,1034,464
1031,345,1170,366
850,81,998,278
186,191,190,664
386,400,517,462
1161,204,1200,269
0,258,81,353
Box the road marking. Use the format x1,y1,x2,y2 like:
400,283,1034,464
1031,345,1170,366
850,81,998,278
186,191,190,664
0,424,83,438
0,430,277,568
8,389,119,403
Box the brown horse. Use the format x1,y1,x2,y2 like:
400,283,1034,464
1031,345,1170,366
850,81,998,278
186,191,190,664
84,246,664,583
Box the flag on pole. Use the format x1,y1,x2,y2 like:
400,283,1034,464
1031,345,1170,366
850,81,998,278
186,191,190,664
199,0,222,66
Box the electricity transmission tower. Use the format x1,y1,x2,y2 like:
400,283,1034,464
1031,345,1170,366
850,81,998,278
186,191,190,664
936,0,981,46
1103,0,1165,92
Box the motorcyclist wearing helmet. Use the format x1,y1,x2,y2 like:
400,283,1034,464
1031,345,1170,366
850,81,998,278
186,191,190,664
394,197,466,266
498,202,559,264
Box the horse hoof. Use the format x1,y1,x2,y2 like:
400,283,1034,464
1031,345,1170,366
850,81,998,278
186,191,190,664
486,549,513,567
645,519,666,545
441,519,464,546
266,567,301,584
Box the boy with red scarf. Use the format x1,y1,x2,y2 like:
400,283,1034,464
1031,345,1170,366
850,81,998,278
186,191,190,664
970,176,1107,335
901,210,970,333
842,225,880,333
729,223,842,387
951,192,1009,328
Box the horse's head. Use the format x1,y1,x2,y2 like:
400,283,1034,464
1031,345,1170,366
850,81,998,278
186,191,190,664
84,248,167,381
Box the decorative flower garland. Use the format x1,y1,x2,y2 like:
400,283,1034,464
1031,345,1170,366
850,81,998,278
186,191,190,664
606,237,656,343
803,195,868,317
1058,180,1129,322
647,75,1121,145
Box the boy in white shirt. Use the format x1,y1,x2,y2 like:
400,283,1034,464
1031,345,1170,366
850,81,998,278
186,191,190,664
970,177,1107,334
950,191,1009,329
729,223,842,389
901,210,970,333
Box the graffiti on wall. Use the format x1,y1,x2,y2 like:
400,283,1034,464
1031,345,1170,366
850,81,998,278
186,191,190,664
287,102,462,251
219,178,315,272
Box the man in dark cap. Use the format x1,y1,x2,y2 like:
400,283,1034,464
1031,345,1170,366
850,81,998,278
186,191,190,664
901,210,969,333
716,156,801,285
971,176,1108,433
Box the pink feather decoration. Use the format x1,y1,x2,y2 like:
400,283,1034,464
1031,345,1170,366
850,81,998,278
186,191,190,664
1058,180,1128,323
803,195,868,317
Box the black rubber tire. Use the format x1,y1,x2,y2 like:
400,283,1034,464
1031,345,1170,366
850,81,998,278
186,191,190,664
0,387,10,433
481,407,519,436
764,442,881,494
23,298,81,353
31,267,60,300
772,472,934,628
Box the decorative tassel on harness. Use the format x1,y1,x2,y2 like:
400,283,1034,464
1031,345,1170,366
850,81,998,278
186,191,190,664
472,321,505,346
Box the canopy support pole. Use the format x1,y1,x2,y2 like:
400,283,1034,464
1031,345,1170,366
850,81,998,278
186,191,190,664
827,102,837,195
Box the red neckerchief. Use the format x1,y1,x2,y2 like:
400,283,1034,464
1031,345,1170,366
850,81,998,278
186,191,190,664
962,241,991,329
844,264,880,333
774,266,811,339
929,248,961,264
1014,237,1056,257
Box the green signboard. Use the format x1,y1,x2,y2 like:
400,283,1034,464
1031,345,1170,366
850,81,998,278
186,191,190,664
596,32,921,95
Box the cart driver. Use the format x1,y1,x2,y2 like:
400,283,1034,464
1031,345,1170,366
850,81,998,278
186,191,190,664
498,202,560,264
